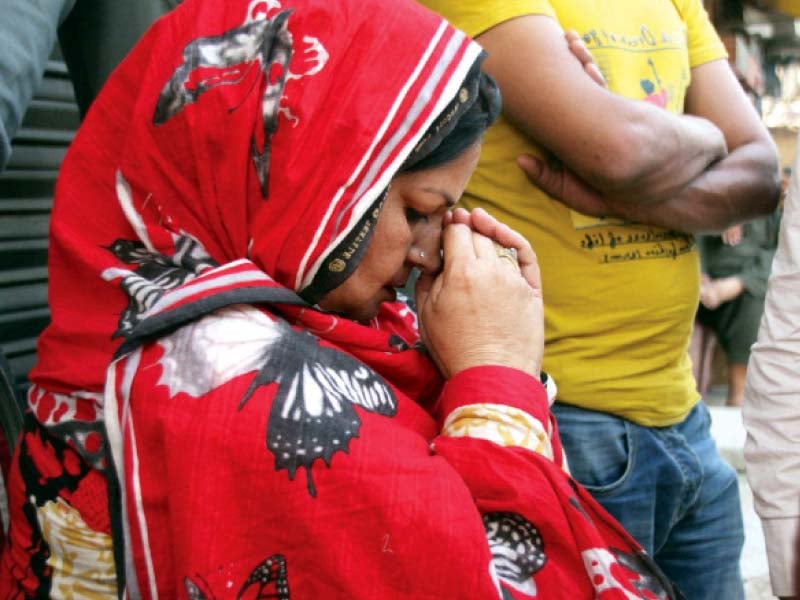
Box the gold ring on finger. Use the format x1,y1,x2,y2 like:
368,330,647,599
495,245,520,272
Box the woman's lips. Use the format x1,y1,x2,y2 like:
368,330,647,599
382,286,398,302
388,270,412,289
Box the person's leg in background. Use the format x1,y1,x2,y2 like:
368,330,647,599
553,402,745,600
712,292,765,407
727,363,748,406
689,317,718,397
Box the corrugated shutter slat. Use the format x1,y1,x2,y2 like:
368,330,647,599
0,53,76,400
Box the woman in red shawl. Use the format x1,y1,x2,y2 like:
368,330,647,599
2,0,683,598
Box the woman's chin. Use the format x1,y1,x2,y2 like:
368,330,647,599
344,288,396,323
323,285,399,322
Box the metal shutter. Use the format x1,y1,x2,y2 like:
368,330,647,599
0,54,79,401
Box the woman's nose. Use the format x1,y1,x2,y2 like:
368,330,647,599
410,234,442,274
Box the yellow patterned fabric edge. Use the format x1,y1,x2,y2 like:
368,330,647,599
442,403,554,460
36,498,117,598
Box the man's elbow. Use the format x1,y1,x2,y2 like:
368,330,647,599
582,120,687,193
759,168,782,215
748,143,782,217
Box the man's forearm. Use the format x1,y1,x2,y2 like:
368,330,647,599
614,139,781,233
585,111,728,204
477,15,729,205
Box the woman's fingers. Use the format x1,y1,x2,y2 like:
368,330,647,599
441,206,542,293
443,216,528,278
471,228,496,260
414,271,434,316
492,241,521,273
440,222,477,271
420,221,544,378
466,208,542,292
468,207,523,247
447,206,472,227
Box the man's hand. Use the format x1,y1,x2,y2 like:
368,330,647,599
517,153,614,218
564,30,605,87
514,30,616,219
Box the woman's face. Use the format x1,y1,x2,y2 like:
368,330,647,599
318,143,481,322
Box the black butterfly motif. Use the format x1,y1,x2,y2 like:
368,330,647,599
612,548,674,600
104,235,217,337
153,10,294,197
484,512,546,598
240,319,397,497
185,554,290,599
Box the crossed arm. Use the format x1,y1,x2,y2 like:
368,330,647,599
477,15,781,233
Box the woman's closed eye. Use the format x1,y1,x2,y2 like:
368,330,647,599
405,207,428,224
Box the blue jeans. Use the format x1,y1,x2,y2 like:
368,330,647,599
552,401,744,600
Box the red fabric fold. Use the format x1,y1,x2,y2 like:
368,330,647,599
436,365,550,426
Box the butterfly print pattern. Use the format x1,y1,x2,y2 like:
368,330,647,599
185,554,290,599
240,319,397,497
101,234,217,338
582,548,673,600
484,512,546,598
153,1,328,197
611,548,673,599
153,305,397,497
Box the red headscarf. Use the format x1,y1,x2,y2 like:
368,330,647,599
31,0,481,396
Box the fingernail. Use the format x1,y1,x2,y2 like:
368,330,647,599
517,154,541,175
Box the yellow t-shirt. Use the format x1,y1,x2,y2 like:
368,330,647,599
420,0,727,426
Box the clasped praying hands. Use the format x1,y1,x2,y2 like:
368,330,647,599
415,207,544,379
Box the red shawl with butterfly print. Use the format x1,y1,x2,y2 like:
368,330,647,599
2,0,682,598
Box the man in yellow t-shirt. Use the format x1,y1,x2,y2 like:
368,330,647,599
417,0,781,598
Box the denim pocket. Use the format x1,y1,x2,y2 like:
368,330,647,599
552,404,635,494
